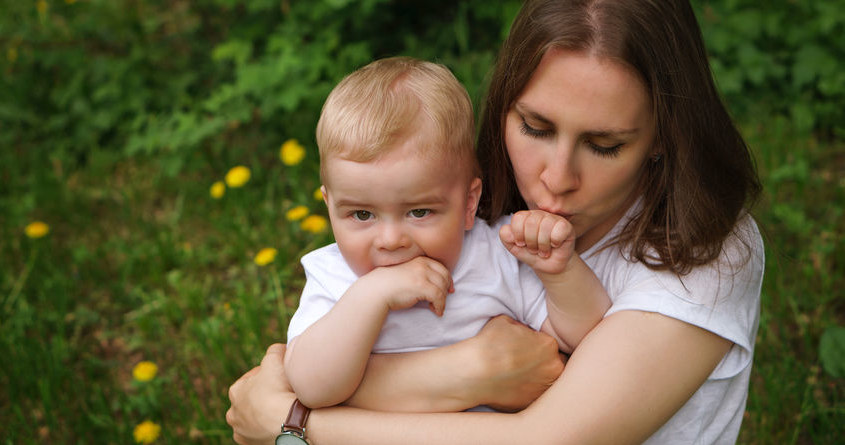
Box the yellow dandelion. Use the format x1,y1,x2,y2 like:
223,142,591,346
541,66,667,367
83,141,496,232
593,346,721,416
280,139,305,166
224,166,251,188
133,420,161,444
209,181,225,199
301,215,328,234
36,0,48,15
7,47,18,63
254,247,278,266
313,187,324,201
25,221,49,239
132,361,158,382
285,205,309,221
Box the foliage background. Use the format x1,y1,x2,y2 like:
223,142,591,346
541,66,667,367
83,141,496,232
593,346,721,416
1,0,843,443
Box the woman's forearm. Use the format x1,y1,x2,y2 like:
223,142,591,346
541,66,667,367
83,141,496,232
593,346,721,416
345,343,481,412
228,312,729,444
305,311,732,445
309,406,525,445
344,315,564,413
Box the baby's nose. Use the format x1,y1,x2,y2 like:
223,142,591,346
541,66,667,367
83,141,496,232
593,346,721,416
377,223,410,250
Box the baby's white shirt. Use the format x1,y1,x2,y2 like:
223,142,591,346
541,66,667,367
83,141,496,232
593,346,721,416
286,216,549,352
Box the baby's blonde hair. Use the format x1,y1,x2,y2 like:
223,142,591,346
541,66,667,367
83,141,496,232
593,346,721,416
316,57,477,183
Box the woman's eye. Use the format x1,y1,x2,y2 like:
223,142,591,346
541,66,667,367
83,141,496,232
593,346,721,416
352,210,373,221
587,141,623,158
409,209,431,218
519,119,553,139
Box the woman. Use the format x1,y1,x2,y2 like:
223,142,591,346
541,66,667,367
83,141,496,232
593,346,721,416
227,0,764,443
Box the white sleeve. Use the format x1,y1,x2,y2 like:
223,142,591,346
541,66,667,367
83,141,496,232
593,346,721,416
604,215,764,379
285,245,356,342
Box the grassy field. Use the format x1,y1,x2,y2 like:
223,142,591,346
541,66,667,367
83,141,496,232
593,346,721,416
2,1,844,443
2,113,843,443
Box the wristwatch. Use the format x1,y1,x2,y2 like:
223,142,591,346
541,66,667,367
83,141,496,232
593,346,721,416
275,399,311,444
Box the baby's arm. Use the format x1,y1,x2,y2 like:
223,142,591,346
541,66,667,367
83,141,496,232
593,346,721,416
284,256,452,408
500,210,611,353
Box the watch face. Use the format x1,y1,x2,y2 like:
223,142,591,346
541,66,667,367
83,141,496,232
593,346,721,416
276,433,309,445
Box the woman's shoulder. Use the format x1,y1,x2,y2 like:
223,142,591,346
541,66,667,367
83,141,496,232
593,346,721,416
598,213,764,380
593,212,764,303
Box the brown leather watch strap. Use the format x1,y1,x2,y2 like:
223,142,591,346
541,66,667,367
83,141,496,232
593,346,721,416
282,399,311,436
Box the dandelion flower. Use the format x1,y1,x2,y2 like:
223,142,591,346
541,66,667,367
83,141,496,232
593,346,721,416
210,181,225,199
254,247,278,266
286,205,309,221
313,187,324,201
225,166,251,188
301,215,328,234
25,221,49,239
280,139,305,166
133,420,161,444
132,361,158,382
36,0,48,15
6,47,17,63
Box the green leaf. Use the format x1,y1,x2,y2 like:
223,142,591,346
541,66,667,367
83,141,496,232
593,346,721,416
789,102,816,134
820,326,845,378
212,40,253,66
771,202,810,236
792,45,836,89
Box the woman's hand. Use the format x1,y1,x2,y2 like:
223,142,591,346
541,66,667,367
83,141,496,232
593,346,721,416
468,315,565,412
227,344,296,445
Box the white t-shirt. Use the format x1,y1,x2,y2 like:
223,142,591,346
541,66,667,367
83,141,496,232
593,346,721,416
286,217,548,352
582,207,764,444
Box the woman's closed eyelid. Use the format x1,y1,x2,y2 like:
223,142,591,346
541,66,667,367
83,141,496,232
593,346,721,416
586,140,624,158
519,119,554,138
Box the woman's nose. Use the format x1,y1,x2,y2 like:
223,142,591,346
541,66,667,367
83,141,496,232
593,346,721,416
540,143,579,195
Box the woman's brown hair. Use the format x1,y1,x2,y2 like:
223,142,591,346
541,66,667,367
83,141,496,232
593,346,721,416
477,0,761,275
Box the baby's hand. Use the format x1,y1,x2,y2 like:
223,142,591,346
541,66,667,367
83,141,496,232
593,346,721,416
499,210,575,275
358,256,453,316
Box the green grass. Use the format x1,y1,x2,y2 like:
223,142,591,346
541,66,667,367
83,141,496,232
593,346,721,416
1,116,843,443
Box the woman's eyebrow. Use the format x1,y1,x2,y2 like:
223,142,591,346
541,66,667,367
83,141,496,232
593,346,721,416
513,102,554,126
585,128,640,137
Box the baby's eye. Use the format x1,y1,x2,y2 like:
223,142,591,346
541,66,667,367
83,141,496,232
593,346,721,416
408,209,431,218
353,210,373,221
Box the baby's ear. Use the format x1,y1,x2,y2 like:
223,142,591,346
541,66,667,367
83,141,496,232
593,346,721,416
320,185,328,205
464,178,482,230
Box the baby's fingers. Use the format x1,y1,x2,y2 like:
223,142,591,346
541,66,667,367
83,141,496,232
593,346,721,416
550,218,571,248
499,224,516,247
423,258,453,293
427,292,447,317
508,212,529,247
537,214,573,254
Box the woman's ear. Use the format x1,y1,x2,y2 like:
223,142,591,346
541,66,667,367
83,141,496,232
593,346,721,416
464,178,483,230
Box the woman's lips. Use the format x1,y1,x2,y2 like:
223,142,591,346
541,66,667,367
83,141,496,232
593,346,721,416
538,206,573,219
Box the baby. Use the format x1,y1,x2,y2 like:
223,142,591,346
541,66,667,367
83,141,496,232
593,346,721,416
284,56,610,410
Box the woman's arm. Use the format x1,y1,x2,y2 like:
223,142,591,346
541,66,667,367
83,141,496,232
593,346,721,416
345,315,565,412
228,310,730,444
311,311,731,444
